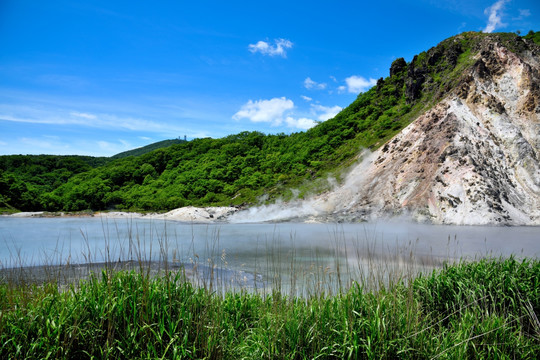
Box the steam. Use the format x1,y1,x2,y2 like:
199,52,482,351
483,0,508,33
228,199,324,223
228,150,377,223
320,150,378,211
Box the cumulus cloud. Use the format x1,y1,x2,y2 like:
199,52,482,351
344,76,377,93
232,97,325,130
483,0,508,33
301,95,312,102
232,97,294,125
285,117,318,130
304,77,327,90
248,38,293,58
311,104,342,121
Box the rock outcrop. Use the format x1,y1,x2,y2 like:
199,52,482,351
321,33,540,225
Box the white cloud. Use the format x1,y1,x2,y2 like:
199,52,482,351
311,104,342,121
329,75,338,82
304,77,327,90
513,9,531,20
301,95,312,102
232,97,324,130
483,0,508,33
519,9,531,17
70,112,97,119
0,93,223,155
248,38,293,58
344,76,377,93
337,85,346,93
285,117,318,130
0,107,189,134
232,97,294,125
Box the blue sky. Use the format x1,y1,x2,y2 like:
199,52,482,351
1,0,539,156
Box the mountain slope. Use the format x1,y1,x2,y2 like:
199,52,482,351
316,32,540,225
110,139,187,160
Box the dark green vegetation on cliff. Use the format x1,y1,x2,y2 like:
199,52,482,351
1,31,539,212
524,29,540,45
1,258,539,358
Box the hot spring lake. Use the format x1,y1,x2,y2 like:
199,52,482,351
1,216,539,290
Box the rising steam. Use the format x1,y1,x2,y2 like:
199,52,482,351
228,150,377,223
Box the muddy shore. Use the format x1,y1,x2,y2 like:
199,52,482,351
0,259,265,290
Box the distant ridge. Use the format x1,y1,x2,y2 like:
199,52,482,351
110,139,187,159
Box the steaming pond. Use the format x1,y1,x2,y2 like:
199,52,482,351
1,216,539,293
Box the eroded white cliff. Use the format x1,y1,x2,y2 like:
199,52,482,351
322,41,540,225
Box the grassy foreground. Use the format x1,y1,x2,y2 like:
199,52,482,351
0,258,539,359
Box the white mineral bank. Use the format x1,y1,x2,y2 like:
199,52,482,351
98,207,238,223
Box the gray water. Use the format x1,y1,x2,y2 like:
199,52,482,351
1,216,539,292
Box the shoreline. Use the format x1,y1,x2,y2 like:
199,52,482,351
0,259,265,290
3,206,240,223
4,206,540,226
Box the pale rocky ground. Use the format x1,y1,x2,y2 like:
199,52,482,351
9,211,45,217
99,206,238,222
312,41,540,225
7,207,239,223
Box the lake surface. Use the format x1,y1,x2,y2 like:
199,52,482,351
1,216,539,293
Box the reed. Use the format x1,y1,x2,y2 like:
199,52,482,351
0,222,539,359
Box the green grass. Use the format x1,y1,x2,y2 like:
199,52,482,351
1,257,539,359
0,207,19,215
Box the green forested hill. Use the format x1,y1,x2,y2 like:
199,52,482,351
110,139,187,160
2,31,538,212
0,155,108,211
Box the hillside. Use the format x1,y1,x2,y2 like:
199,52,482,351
2,31,539,224
299,31,540,225
110,139,187,160
0,138,186,211
0,155,108,211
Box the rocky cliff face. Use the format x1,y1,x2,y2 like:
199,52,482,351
319,33,540,225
